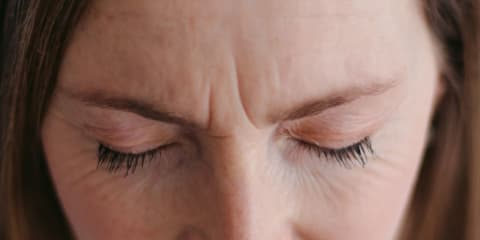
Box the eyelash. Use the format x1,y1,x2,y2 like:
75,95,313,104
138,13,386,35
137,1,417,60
97,144,173,176
294,137,374,168
97,137,374,175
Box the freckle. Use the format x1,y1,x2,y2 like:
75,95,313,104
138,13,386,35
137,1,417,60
105,14,115,20
176,225,208,240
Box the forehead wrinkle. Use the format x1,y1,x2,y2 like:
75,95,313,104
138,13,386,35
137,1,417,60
61,6,231,130
62,0,423,136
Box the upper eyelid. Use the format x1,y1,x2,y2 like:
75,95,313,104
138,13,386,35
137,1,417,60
99,141,178,155
80,117,181,146
82,123,159,139
97,139,177,154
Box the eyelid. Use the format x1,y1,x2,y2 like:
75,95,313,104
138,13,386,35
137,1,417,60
84,124,156,141
279,119,377,149
279,87,400,142
279,103,393,149
100,141,177,155
83,121,180,150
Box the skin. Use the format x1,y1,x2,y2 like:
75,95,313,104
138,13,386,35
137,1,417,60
41,0,441,239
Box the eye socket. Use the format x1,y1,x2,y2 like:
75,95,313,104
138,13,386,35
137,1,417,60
292,137,375,168
97,142,180,176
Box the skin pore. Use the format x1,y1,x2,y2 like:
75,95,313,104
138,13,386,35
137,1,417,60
41,0,440,239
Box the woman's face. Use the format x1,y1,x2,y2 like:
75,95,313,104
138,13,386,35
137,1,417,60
42,0,440,239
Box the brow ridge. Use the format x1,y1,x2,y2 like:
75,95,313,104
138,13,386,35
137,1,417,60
59,80,398,128
274,80,399,122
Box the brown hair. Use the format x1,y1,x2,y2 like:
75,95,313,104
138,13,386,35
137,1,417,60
0,1,89,239
0,0,478,239
400,0,479,239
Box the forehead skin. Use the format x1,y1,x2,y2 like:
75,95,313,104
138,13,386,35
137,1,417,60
59,0,429,132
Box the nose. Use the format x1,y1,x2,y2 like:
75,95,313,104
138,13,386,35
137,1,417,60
178,135,299,240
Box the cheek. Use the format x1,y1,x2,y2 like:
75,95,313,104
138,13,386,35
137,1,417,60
293,125,430,239
292,146,420,237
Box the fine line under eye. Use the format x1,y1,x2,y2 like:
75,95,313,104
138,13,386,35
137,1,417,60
297,137,375,168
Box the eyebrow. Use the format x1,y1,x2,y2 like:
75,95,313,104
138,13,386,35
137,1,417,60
60,87,200,128
272,80,399,122
59,80,398,128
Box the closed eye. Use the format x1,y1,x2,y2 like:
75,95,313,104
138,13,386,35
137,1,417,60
293,137,375,168
96,143,178,176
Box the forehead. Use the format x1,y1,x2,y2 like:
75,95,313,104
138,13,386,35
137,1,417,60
59,0,426,128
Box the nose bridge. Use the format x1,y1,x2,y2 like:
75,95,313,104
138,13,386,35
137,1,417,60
214,137,264,239
205,136,287,240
